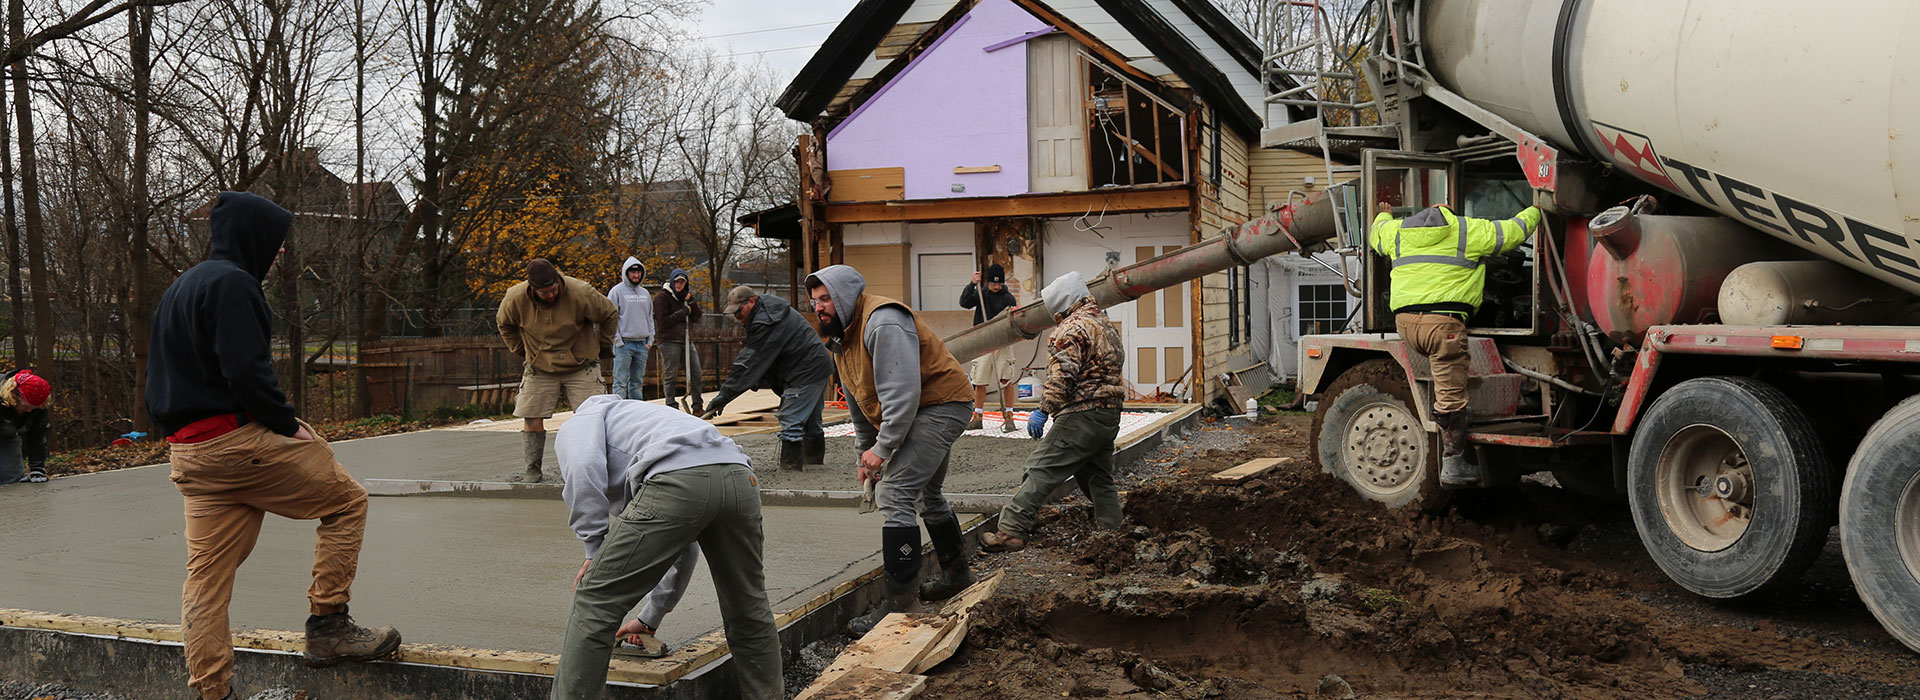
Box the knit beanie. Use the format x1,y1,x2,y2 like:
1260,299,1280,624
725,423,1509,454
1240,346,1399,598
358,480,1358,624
527,259,562,288
14,370,48,407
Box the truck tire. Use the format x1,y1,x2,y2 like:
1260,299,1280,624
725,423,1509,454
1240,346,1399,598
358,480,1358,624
1627,376,1834,600
1311,359,1448,512
1841,395,1920,653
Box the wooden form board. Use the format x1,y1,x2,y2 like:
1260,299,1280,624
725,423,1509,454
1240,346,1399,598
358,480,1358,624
1209,457,1290,483
828,167,905,202
805,666,927,699
0,608,713,686
795,571,1004,700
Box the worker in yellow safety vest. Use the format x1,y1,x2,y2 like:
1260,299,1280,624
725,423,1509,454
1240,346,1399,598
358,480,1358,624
1370,201,1542,488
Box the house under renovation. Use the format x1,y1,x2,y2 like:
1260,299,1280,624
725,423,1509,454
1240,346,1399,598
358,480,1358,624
777,0,1352,403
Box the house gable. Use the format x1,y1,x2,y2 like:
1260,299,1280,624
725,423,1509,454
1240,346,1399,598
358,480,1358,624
823,0,1048,201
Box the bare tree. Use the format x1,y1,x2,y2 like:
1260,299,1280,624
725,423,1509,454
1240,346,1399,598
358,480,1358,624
660,52,799,301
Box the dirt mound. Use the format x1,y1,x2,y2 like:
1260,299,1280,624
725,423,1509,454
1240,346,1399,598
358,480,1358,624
921,418,1920,699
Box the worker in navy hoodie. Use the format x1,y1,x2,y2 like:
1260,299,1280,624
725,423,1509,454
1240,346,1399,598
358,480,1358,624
146,191,400,700
0,368,51,485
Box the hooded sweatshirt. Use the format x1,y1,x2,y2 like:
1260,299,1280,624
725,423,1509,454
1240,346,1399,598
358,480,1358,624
146,191,300,438
557,394,750,558
498,271,619,374
652,268,701,344
707,294,832,413
807,265,971,460
606,256,655,342
0,369,50,467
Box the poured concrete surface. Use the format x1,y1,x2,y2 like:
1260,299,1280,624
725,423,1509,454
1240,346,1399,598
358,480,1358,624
0,431,885,654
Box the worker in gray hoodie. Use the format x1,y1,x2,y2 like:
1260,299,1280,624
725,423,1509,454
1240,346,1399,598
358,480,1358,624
605,258,655,401
552,394,779,699
804,265,977,636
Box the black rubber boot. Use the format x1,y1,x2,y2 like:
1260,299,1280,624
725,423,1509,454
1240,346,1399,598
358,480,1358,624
1435,410,1482,489
803,435,825,466
778,439,804,471
850,526,924,637
919,518,976,602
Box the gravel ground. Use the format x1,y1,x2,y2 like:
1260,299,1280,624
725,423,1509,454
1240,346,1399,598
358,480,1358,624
0,681,311,700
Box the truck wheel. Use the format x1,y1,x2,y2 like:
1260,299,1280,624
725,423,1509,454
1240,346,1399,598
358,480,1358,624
1841,395,1920,653
1627,377,1834,599
1311,359,1448,512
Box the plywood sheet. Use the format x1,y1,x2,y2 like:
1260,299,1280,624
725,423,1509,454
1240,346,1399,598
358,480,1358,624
830,167,906,202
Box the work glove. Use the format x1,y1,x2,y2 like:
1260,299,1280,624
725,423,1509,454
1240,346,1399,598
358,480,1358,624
1026,410,1048,439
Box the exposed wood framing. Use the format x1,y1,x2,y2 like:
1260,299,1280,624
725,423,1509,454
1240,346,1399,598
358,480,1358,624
1008,0,1154,83
824,187,1189,224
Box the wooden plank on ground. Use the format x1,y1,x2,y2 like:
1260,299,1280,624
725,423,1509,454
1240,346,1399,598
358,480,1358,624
1209,457,1290,483
795,570,1005,699
804,666,927,699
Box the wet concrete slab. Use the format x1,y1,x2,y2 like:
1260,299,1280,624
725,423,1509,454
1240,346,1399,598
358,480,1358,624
0,433,884,654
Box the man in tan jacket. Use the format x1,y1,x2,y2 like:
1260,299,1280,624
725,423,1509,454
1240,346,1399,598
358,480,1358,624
497,258,619,483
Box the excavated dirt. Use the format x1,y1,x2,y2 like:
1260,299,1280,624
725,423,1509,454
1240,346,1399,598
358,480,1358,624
919,415,1920,699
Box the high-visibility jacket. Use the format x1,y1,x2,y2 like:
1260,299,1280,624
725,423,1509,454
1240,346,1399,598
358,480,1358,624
1369,205,1542,316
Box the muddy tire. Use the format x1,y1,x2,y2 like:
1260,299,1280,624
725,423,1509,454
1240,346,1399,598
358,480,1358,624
1841,395,1920,653
1311,359,1448,512
1627,377,1834,600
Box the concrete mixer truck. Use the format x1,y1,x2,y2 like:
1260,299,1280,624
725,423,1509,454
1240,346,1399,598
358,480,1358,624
1271,0,1920,652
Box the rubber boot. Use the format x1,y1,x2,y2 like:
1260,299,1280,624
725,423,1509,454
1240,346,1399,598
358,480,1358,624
850,526,924,637
803,435,825,466
848,576,922,638
519,431,546,484
779,439,804,471
1435,410,1482,489
919,518,976,602
303,609,401,668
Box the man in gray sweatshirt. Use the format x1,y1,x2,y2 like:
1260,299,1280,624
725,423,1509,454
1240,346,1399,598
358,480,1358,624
605,258,655,401
551,394,780,700
804,265,977,637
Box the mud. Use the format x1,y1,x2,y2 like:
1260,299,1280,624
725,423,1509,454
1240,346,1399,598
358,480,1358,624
917,416,1920,699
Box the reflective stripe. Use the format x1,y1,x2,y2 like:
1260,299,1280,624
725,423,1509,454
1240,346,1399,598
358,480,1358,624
1393,255,1481,269
1389,209,1479,268
1456,213,1469,259
1507,215,1533,238
1493,220,1505,253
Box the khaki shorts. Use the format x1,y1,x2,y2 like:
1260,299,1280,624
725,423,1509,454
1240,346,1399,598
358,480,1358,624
514,363,606,418
968,349,1019,387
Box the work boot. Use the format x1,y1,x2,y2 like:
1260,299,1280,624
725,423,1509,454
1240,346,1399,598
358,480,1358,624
803,435,826,466
1000,413,1017,433
919,518,976,602
779,439,804,471
848,576,923,638
1435,410,1482,489
303,611,401,668
519,431,546,484
967,413,983,431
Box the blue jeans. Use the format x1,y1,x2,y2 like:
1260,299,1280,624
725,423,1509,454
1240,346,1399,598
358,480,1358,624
776,380,828,443
611,339,651,401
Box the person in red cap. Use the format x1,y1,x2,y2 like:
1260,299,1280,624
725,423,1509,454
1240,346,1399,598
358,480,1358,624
0,368,50,484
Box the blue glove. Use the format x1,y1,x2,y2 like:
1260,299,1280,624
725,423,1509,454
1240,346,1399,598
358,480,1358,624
1026,410,1048,439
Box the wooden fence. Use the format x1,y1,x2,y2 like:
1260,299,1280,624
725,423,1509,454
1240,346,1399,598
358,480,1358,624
358,321,746,417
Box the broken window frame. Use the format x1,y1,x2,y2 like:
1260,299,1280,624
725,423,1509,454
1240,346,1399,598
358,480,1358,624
1076,49,1189,189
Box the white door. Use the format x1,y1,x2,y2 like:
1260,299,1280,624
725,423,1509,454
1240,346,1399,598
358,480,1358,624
1126,241,1191,394
917,253,974,311
1028,35,1087,192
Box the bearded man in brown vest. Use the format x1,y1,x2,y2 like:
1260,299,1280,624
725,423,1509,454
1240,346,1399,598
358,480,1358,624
805,265,978,636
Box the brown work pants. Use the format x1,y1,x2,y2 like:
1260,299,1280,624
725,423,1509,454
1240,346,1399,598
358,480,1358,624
1396,312,1469,413
167,421,370,700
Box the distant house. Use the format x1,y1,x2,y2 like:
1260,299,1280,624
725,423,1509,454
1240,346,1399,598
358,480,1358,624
777,0,1344,403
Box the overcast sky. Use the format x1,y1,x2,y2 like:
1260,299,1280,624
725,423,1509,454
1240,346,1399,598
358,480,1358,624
687,1,865,86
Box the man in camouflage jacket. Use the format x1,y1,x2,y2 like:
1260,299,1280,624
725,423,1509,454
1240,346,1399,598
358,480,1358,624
982,272,1125,552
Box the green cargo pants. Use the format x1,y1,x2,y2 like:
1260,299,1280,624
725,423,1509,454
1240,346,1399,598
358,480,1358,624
996,407,1123,538
552,463,781,700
